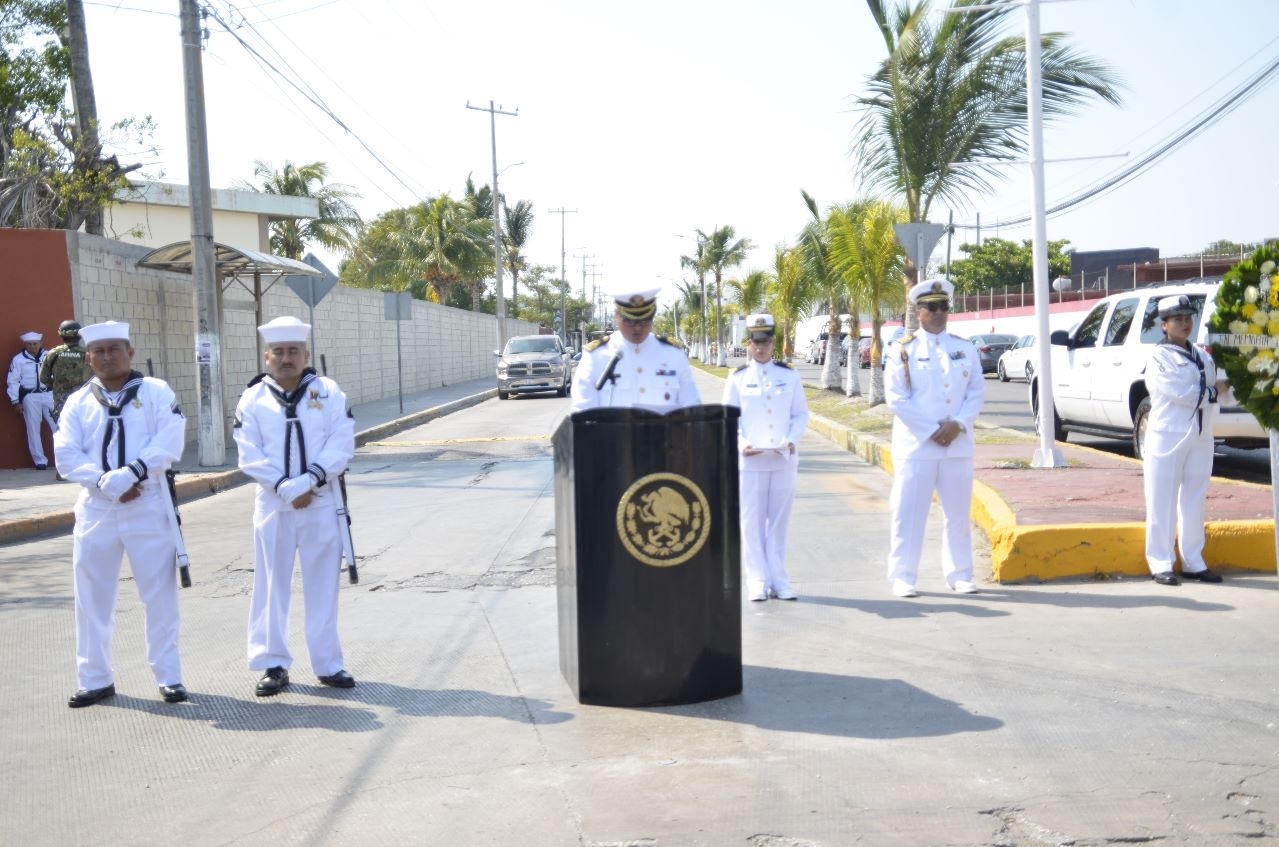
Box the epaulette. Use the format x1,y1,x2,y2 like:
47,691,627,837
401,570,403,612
734,364,749,373
897,331,915,345
655,334,678,348
773,360,793,369
585,334,610,352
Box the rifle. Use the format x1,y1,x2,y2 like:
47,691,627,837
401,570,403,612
319,355,358,584
145,359,191,588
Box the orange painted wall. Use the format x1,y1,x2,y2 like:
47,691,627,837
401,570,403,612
0,229,75,469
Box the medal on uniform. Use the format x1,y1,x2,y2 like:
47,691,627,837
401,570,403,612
307,389,323,410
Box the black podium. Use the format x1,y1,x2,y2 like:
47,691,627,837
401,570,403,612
553,404,742,707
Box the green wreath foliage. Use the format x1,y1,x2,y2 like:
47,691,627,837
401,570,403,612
1209,244,1279,431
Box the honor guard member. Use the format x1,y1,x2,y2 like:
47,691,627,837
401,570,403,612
234,316,357,696
1143,294,1227,586
884,279,986,597
722,314,809,601
7,331,55,468
53,321,188,707
39,319,92,422
570,286,701,413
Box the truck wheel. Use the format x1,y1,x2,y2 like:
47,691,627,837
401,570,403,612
498,387,510,400
1132,396,1151,459
997,361,1009,382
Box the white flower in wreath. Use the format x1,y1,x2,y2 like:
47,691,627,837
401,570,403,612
1251,308,1270,327
1230,319,1250,334
1246,286,1260,304
1261,260,1277,276
1263,278,1272,295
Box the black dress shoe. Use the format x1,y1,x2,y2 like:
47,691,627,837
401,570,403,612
255,666,289,697
1181,568,1223,583
1152,572,1180,586
68,684,116,708
34,464,47,470
159,684,188,703
318,670,356,688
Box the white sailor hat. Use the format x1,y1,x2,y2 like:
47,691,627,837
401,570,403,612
1157,294,1196,319
258,315,311,345
19,331,41,343
746,313,776,341
909,277,954,305
612,287,660,321
79,321,130,346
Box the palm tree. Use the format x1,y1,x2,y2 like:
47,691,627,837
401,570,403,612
676,279,703,349
700,225,752,366
727,269,770,318
856,0,1121,324
798,191,846,391
679,236,710,360
502,199,534,316
769,245,815,361
827,199,909,405
242,161,363,259
351,195,489,304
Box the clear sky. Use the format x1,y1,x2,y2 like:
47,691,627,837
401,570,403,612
81,0,1278,309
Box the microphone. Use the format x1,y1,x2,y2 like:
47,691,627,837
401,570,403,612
594,351,623,391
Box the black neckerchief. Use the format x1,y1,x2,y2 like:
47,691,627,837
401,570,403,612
1159,338,1206,433
248,367,319,479
89,371,145,471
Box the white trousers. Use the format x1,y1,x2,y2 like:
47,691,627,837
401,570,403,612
247,497,345,676
887,456,974,586
739,465,798,596
20,391,55,465
72,491,182,690
1144,428,1214,574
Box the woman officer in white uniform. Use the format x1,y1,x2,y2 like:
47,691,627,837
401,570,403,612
722,314,809,601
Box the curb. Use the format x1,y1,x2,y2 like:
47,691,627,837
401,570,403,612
0,389,497,546
807,403,1276,582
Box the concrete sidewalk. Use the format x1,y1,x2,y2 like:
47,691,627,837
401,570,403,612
0,376,497,543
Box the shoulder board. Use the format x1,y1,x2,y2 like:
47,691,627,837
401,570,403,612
897,332,915,345
655,334,677,348
773,360,792,369
585,334,610,352
947,332,970,342
733,364,749,373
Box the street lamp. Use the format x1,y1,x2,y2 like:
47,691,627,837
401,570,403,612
466,99,518,350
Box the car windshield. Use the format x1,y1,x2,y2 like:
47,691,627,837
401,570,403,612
506,338,559,355
985,334,1017,345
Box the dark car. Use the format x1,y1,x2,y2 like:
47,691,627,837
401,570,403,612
494,334,575,399
965,333,1018,374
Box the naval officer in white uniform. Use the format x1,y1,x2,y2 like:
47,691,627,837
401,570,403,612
571,287,701,413
884,278,985,597
722,314,809,601
234,316,357,696
1143,294,1226,586
54,320,188,707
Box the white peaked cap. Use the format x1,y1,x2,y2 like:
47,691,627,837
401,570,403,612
908,278,954,304
79,321,130,346
258,316,311,345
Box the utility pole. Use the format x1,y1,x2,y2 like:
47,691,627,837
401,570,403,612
549,207,577,342
466,100,518,350
180,0,225,466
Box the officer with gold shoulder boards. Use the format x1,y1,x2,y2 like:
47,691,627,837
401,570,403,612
884,278,985,598
722,314,809,601
570,287,701,413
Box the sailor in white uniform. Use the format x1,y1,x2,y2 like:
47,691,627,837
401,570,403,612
571,287,701,413
1143,294,1226,586
7,330,55,468
722,314,809,601
234,316,357,696
884,278,986,597
54,321,188,707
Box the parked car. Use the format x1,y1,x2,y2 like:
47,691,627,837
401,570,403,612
996,334,1037,382
807,331,847,366
858,336,873,368
494,334,575,399
965,333,1019,374
1029,279,1267,459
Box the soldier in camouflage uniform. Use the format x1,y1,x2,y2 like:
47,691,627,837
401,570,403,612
39,320,93,422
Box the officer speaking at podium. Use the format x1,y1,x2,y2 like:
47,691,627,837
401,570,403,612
570,286,701,413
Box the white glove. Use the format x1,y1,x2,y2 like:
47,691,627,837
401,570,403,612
98,468,139,500
276,475,315,505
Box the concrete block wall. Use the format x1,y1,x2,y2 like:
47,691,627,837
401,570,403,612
63,232,537,449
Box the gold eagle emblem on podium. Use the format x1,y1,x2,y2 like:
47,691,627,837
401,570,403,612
616,473,711,567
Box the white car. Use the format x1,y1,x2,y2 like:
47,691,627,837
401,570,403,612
996,334,1037,382
1029,279,1266,459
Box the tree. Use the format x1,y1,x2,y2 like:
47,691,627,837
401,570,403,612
727,269,769,318
680,235,710,359
798,191,846,391
768,245,815,361
0,0,150,231
855,0,1121,324
827,199,909,404
240,161,363,260
942,236,1070,293
502,199,534,316
699,225,752,366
